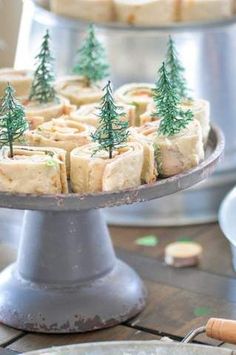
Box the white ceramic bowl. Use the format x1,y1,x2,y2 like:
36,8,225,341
219,186,236,271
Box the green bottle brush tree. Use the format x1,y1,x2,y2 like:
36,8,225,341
153,62,193,136
0,84,28,158
73,24,110,86
165,36,190,99
29,30,56,104
91,81,128,159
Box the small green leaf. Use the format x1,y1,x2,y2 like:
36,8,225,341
46,159,57,167
194,307,212,317
135,235,159,247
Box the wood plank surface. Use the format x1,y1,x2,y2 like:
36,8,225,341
126,279,236,345
110,223,234,277
117,248,236,303
0,325,22,347
193,224,234,277
8,326,160,353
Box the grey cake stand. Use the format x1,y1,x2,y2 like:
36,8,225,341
0,126,224,333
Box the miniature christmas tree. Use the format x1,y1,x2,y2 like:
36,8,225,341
0,84,28,158
29,30,56,103
91,81,128,159
73,24,109,85
153,62,193,136
165,36,189,99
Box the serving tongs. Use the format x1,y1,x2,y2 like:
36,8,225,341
182,318,236,345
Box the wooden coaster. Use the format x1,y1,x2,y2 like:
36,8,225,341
164,241,202,268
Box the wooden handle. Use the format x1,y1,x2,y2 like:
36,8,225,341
206,318,236,344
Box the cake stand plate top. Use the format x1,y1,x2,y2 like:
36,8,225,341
0,125,224,212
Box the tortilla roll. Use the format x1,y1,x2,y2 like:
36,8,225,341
70,102,136,127
26,116,45,130
180,0,232,22
128,126,157,183
50,0,115,22
114,0,174,26
55,76,103,107
140,98,210,144
22,96,75,123
181,98,210,144
139,101,157,126
0,146,68,194
70,141,143,193
24,117,94,174
115,83,154,126
0,68,32,98
153,119,204,177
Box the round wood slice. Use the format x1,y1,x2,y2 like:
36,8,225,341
164,241,202,267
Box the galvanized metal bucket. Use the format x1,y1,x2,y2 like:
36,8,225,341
23,341,235,355
16,2,235,225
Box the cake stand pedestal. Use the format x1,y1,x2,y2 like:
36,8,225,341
0,126,224,333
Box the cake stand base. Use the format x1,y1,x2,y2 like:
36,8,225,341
0,209,146,333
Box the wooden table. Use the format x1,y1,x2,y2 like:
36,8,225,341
0,222,236,353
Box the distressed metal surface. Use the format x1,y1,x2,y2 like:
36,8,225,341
0,126,224,211
0,210,146,333
0,261,146,333
0,350,19,355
